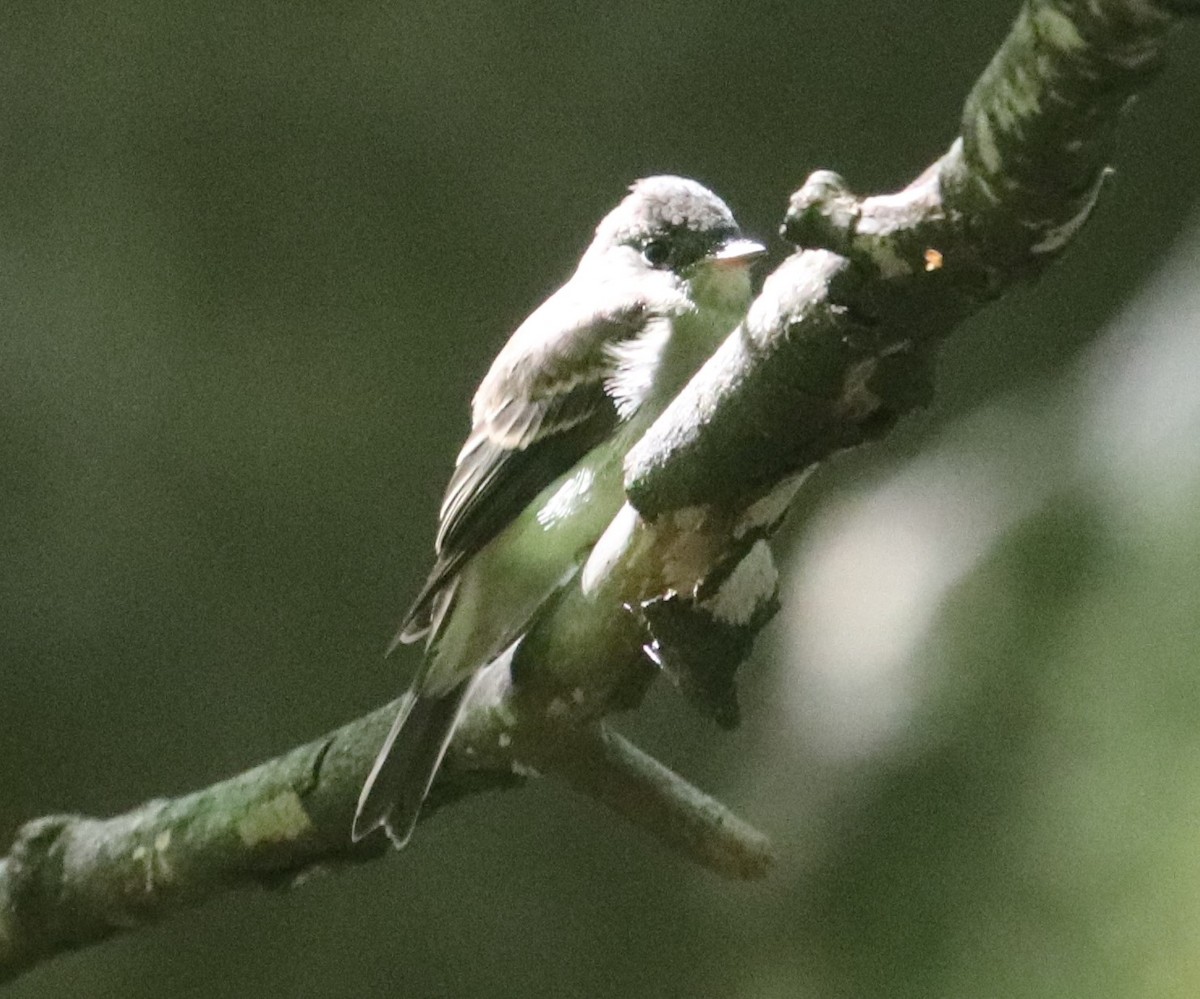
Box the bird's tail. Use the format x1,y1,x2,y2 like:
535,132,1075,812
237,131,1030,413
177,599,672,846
352,679,473,847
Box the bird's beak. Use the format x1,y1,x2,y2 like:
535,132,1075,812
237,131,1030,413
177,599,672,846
710,236,767,268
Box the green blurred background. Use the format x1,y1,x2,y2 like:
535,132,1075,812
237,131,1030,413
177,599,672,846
4,2,1200,996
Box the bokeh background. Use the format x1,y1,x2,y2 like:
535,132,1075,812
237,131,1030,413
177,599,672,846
4,2,1200,996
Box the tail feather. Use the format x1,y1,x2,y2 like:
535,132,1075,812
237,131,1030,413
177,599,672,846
352,680,473,847
387,575,461,656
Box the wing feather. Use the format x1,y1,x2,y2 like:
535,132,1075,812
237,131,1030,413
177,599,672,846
394,284,653,645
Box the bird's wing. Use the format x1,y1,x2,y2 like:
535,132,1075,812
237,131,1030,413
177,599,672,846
394,284,655,645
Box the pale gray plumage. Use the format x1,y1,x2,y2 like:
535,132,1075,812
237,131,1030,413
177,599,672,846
354,176,764,846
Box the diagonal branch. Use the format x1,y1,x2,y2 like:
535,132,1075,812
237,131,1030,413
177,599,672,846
1,0,1195,985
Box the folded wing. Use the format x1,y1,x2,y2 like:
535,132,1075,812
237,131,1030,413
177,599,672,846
394,285,653,647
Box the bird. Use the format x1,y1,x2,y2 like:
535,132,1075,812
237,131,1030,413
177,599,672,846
353,175,765,847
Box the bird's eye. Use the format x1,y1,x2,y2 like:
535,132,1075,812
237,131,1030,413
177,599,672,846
641,240,671,267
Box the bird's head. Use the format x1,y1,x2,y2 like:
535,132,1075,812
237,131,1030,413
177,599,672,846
583,176,765,302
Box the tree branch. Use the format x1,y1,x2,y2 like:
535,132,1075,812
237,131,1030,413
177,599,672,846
0,687,765,984
2,0,1194,985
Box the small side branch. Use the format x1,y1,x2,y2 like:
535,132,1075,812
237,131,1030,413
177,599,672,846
521,725,774,881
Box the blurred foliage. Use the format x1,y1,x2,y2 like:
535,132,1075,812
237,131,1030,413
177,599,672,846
2,2,1200,996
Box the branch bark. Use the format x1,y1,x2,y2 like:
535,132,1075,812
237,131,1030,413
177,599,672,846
2,0,1195,985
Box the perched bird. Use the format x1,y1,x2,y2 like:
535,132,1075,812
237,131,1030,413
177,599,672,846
353,176,765,846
